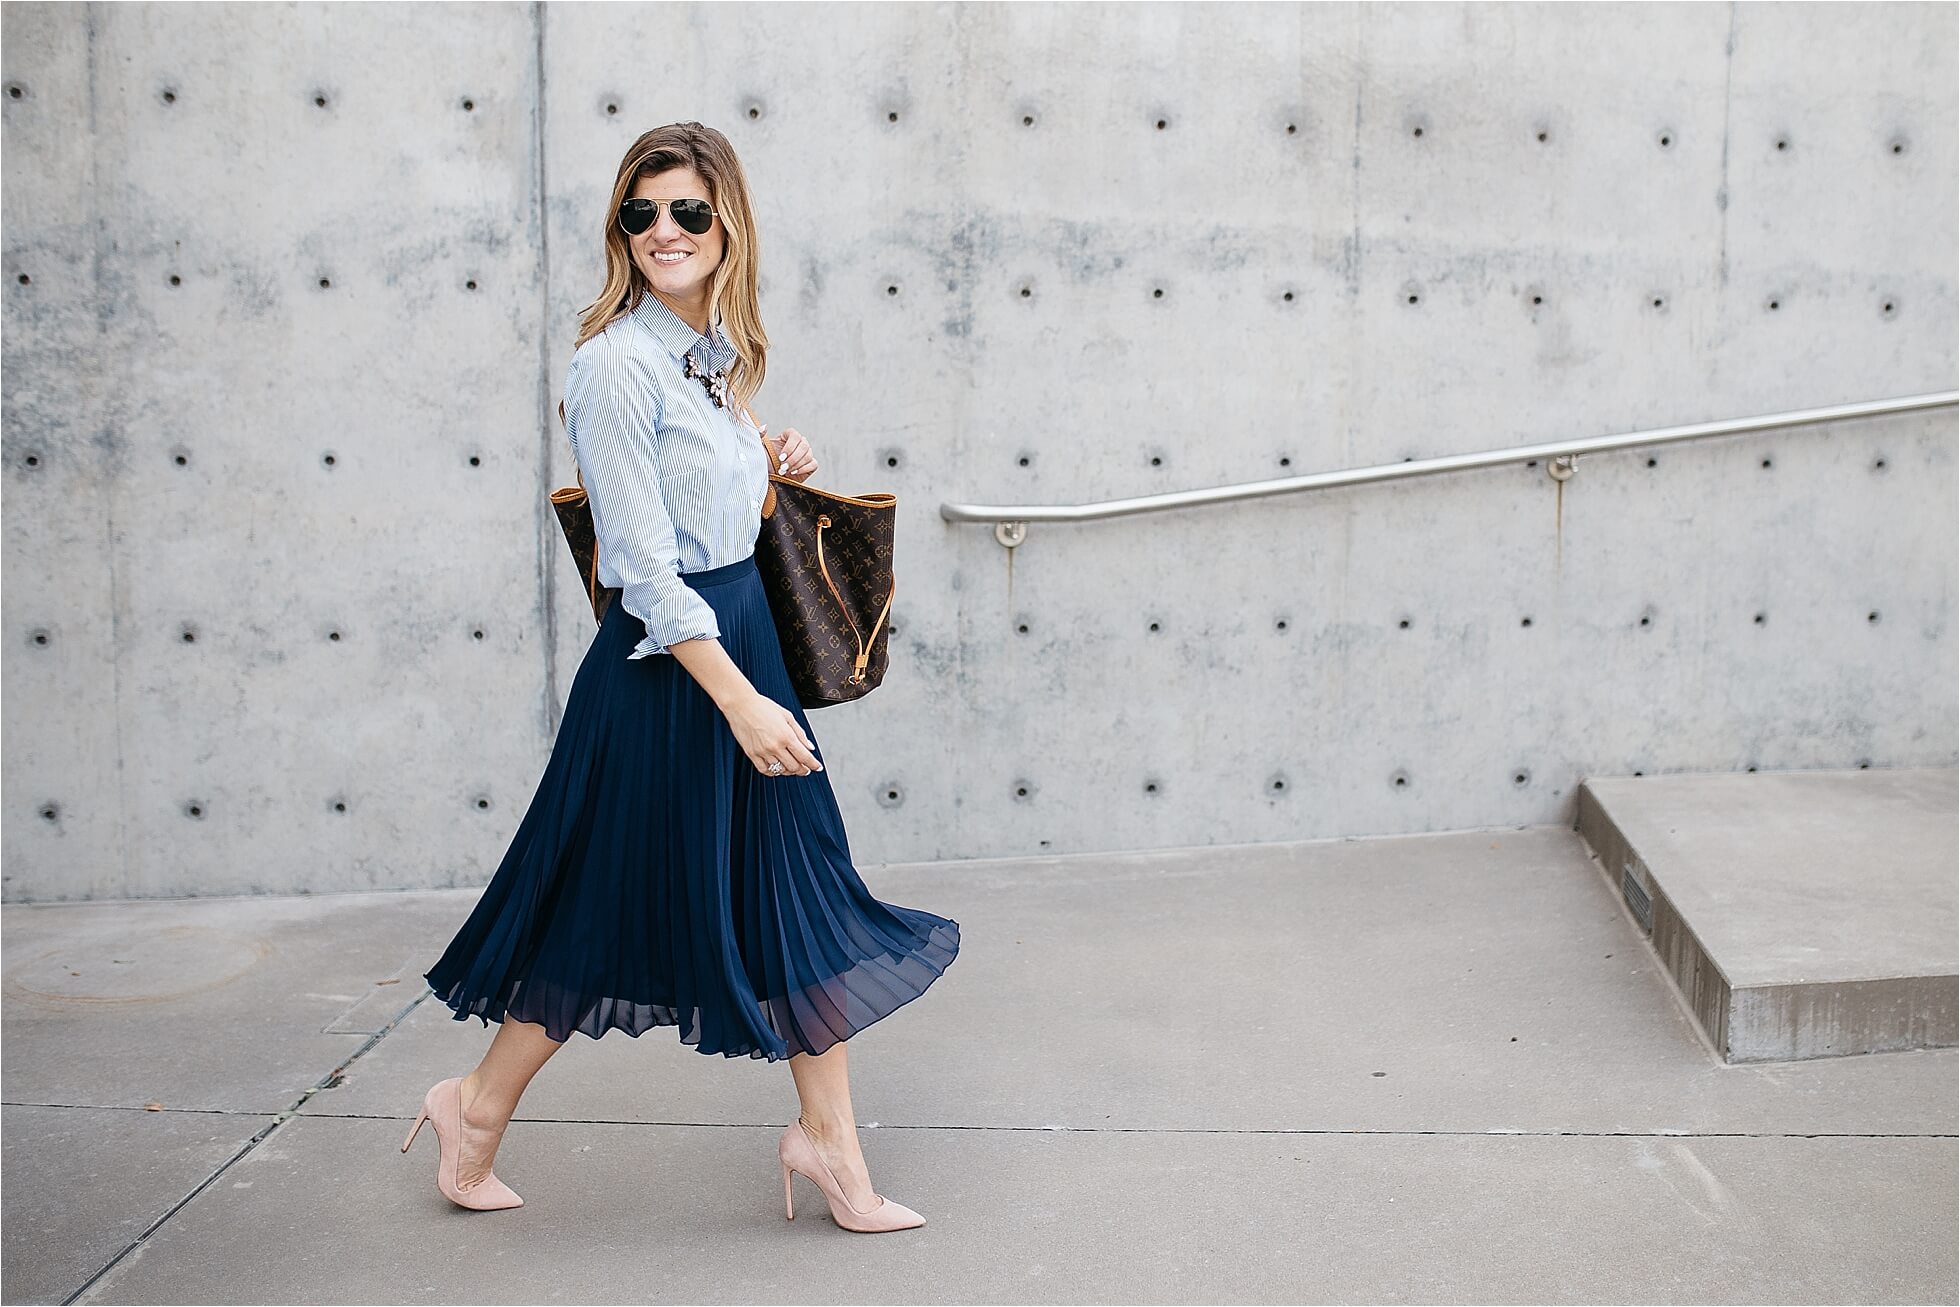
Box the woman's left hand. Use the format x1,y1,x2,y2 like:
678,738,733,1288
763,426,818,483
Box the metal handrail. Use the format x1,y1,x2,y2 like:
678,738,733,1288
939,390,1958,548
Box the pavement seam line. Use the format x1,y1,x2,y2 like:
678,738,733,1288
57,988,431,1304
20,1098,1948,1142
44,1109,1943,1141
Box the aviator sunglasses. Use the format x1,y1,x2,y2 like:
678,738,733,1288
617,196,718,236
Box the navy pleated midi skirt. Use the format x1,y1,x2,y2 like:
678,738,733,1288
423,551,960,1061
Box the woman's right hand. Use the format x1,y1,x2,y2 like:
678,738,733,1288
724,691,823,776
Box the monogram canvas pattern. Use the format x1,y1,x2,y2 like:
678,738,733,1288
550,481,619,626
755,477,897,710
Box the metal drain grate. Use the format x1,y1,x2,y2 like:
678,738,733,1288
1620,862,1654,933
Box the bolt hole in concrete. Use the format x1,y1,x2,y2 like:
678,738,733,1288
3,926,272,1007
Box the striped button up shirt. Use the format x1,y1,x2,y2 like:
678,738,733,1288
563,291,772,660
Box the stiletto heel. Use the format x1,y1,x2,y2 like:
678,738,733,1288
400,1076,524,1211
400,1106,429,1153
776,1119,925,1233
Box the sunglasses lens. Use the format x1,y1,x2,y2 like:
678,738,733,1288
618,199,654,235
672,199,714,234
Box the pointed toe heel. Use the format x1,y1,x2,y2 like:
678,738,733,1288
400,1076,524,1211
777,1120,926,1233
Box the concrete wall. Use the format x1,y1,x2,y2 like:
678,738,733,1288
3,1,1955,901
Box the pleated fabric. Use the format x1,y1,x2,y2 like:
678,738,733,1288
423,552,960,1060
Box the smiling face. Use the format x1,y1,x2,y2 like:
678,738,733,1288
625,166,725,326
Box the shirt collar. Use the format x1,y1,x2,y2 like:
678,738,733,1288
630,291,737,372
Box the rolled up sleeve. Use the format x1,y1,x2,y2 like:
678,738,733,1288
563,335,721,659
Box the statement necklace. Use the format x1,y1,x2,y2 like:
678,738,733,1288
683,349,732,410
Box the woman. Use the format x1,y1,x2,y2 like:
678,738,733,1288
402,122,960,1234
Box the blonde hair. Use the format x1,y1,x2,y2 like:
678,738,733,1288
558,122,768,426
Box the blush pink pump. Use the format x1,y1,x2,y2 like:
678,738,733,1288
399,1076,524,1211
779,1118,925,1232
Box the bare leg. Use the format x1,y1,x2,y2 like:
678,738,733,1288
787,1040,880,1212
456,1017,564,1187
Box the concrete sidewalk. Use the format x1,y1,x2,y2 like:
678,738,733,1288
3,827,1955,1305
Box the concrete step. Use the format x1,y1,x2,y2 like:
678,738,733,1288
1577,767,1958,1063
